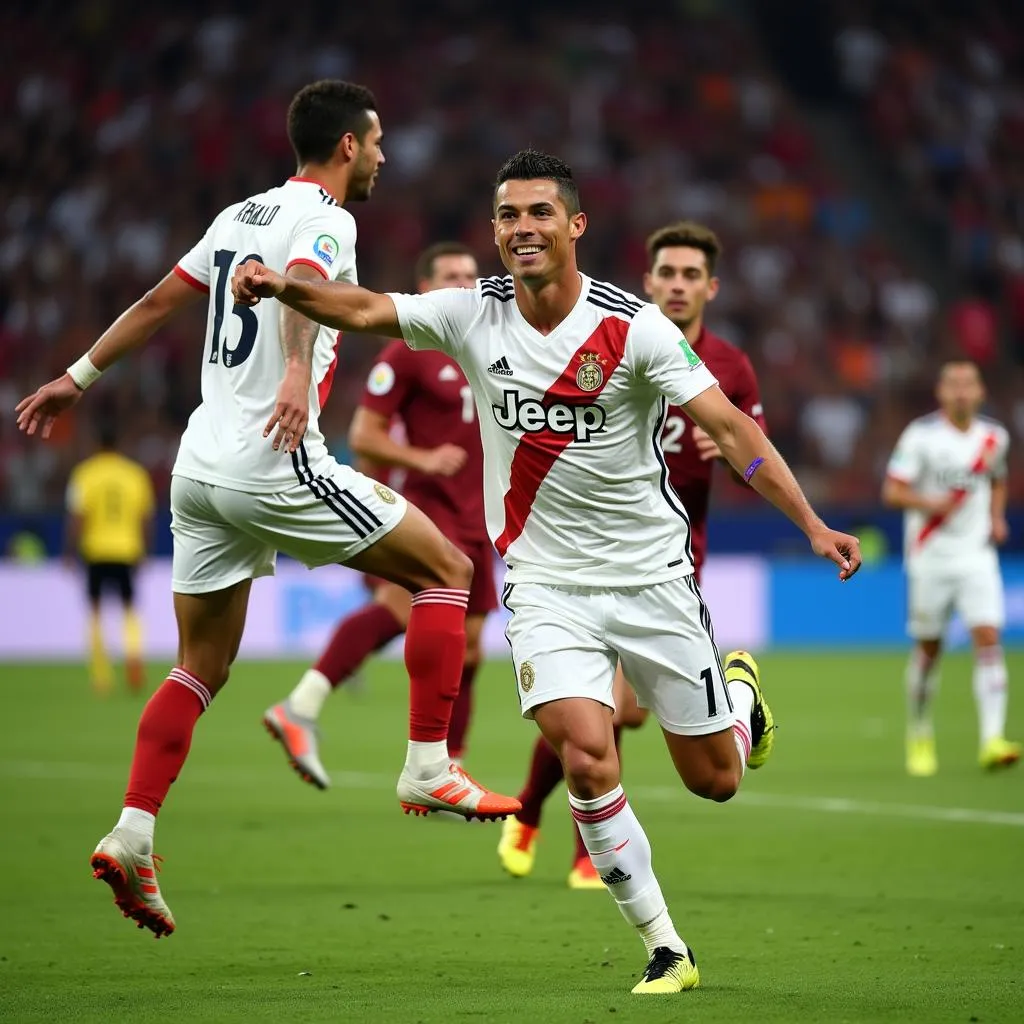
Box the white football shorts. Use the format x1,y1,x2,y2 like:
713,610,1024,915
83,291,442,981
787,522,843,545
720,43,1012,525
170,462,406,594
502,574,736,736
906,550,1005,639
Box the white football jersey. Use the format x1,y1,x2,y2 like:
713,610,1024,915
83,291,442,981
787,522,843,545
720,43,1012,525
390,274,718,586
886,412,1009,567
172,178,358,492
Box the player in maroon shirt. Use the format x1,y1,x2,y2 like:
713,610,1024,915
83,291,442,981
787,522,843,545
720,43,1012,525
264,242,496,788
498,221,767,887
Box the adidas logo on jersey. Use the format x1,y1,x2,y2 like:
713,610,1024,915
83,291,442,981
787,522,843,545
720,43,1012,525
600,867,633,885
488,356,514,376
438,365,461,382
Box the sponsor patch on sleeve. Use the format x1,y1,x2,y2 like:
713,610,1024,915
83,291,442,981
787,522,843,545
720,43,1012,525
367,361,395,396
313,234,339,267
678,335,702,368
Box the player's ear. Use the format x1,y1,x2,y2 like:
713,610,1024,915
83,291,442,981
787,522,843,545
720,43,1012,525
568,211,587,241
335,132,358,162
642,272,655,299
706,276,720,302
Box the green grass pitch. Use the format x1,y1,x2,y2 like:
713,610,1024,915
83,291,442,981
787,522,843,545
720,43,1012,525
0,651,1022,1023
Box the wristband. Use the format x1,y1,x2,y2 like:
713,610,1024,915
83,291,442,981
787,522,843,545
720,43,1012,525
743,456,765,483
67,354,103,391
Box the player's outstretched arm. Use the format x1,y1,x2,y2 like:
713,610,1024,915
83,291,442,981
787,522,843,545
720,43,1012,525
881,476,955,517
684,385,862,580
15,272,203,439
349,408,467,476
232,260,402,337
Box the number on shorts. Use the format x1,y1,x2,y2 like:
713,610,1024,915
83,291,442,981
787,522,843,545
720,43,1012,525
460,385,475,424
700,666,716,717
210,249,263,367
662,415,685,454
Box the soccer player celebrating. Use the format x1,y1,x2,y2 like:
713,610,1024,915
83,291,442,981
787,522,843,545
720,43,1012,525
66,420,155,695
232,150,861,994
882,360,1018,775
265,242,495,787
15,81,519,940
498,221,767,889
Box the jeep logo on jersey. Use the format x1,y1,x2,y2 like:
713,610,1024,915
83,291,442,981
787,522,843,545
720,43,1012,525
492,390,606,442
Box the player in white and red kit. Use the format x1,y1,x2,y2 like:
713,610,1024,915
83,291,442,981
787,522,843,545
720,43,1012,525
499,221,768,889
265,242,496,787
15,82,518,940
233,150,861,994
882,361,1018,775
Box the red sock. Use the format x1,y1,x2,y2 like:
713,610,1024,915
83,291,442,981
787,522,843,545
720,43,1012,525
124,668,212,816
516,735,565,828
573,725,623,862
447,662,478,759
315,602,404,687
405,588,468,742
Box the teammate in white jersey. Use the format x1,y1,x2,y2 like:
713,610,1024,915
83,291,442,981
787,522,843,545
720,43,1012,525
15,80,519,940
232,149,862,995
882,360,1018,775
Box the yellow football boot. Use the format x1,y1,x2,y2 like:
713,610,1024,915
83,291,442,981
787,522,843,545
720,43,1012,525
906,734,938,777
979,737,1022,771
631,946,700,994
567,856,605,890
497,817,538,878
724,650,774,769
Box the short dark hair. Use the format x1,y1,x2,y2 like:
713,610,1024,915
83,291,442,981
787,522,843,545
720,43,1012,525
287,80,378,165
414,242,476,285
494,149,580,215
646,221,723,276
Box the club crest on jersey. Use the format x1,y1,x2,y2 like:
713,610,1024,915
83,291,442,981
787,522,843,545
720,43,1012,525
519,661,535,693
374,483,398,505
576,352,606,392
313,234,338,267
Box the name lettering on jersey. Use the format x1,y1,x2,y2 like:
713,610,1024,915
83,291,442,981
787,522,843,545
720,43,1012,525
233,202,281,227
937,467,981,491
493,390,606,443
678,335,702,368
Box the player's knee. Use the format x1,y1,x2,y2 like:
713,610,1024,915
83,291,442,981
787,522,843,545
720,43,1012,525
426,543,473,592
618,706,649,730
561,743,618,799
684,766,741,803
972,627,1000,649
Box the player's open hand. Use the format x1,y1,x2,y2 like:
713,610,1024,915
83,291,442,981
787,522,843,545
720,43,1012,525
15,374,84,439
808,526,862,581
264,366,310,453
691,425,722,462
233,260,284,306
419,444,468,477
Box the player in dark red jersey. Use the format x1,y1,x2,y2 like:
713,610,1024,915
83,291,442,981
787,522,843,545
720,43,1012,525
498,221,766,887
264,242,495,787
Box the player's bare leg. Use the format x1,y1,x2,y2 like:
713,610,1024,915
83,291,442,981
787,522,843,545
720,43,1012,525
662,651,773,802
971,625,1020,770
87,596,114,696
346,503,519,820
91,581,252,937
534,696,699,994
906,638,941,776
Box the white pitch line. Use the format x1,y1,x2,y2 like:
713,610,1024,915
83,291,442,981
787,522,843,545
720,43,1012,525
2,760,1023,828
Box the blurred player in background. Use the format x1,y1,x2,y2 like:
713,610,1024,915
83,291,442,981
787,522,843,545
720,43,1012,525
265,241,495,787
16,80,518,941
498,221,767,889
232,150,861,994
883,361,1018,775
66,420,155,695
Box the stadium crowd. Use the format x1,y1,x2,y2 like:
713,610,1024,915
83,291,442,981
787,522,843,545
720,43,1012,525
2,0,1023,518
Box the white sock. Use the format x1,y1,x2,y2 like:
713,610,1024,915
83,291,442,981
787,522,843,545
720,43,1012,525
568,785,687,957
727,679,755,771
404,740,450,779
906,648,940,738
973,646,1008,745
288,669,333,720
116,807,155,843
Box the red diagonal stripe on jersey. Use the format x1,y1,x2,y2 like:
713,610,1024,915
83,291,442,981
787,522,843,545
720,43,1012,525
914,432,998,549
494,317,629,557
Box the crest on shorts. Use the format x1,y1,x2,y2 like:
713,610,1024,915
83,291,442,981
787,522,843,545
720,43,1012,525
374,483,397,505
576,352,606,393
519,660,536,693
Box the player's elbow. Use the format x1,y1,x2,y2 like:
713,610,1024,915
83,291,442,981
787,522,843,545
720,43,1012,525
880,479,903,509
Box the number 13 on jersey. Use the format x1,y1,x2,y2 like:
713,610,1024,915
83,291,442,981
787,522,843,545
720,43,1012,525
210,249,262,367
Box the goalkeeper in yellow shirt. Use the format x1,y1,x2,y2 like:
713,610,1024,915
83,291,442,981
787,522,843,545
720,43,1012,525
66,423,155,693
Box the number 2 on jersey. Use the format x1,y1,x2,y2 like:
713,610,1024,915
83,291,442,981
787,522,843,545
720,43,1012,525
662,415,685,454
210,249,262,367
